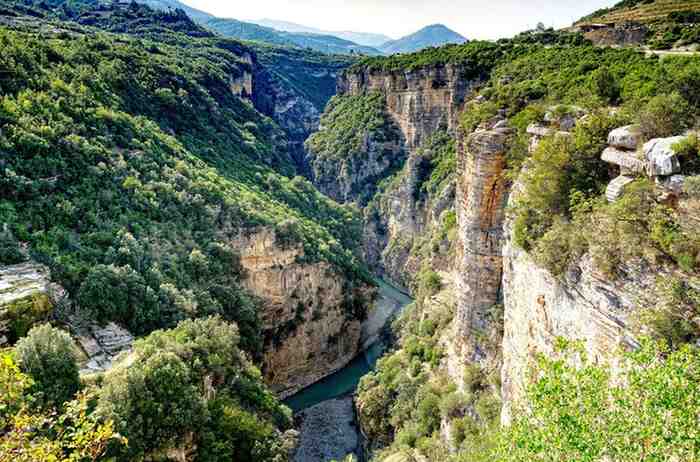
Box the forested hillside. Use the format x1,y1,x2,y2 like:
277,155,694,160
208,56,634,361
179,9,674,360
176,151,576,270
0,1,367,458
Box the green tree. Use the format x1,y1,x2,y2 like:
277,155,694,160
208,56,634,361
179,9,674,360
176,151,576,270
15,324,80,408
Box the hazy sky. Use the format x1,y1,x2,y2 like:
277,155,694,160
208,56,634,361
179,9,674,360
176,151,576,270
181,0,617,39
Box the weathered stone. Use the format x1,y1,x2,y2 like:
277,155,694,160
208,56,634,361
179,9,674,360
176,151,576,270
455,128,511,368
659,174,686,195
605,175,636,202
526,123,554,138
608,125,642,150
78,322,134,374
0,262,58,345
644,136,684,176
232,228,372,398
501,179,658,424
601,147,647,174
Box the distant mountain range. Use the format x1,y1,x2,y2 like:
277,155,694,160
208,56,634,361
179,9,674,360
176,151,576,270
251,18,393,48
378,24,468,54
139,0,467,55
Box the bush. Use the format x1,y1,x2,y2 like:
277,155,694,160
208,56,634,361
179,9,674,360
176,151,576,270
0,229,25,265
15,324,80,408
638,93,692,139
500,339,700,462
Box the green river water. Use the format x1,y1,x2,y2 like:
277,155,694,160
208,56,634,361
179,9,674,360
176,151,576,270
284,280,413,412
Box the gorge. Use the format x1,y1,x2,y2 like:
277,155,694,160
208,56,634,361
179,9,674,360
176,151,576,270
0,1,699,461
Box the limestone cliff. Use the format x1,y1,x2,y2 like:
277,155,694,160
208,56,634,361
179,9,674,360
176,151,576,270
453,125,511,376
232,227,372,398
309,64,478,289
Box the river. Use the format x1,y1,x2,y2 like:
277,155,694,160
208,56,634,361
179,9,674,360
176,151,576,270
285,279,413,462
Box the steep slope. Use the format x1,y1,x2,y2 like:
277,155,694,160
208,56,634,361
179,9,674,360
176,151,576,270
379,24,467,55
315,33,700,461
0,1,373,400
306,42,507,290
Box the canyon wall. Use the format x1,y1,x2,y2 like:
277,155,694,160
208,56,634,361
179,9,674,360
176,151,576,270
454,125,511,376
232,227,371,398
323,65,479,289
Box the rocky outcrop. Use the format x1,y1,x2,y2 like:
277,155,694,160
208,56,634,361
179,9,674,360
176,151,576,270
232,227,372,398
500,221,655,424
293,397,361,462
0,262,63,345
454,126,511,372
77,322,134,374
577,22,648,46
339,65,477,151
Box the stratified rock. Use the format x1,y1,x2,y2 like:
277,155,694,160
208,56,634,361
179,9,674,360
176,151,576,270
0,262,59,345
501,179,658,425
455,127,512,366
526,123,554,138
601,147,647,174
644,136,684,176
608,125,642,150
605,175,636,202
232,227,372,398
78,322,134,374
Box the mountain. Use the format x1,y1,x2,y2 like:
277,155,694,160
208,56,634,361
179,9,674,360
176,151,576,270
137,0,382,55
252,18,393,47
379,23,467,54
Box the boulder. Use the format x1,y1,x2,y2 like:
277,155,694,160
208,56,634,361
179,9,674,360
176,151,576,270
544,105,585,131
659,174,686,195
608,125,641,150
606,175,636,202
526,123,553,138
601,147,647,174
643,136,684,176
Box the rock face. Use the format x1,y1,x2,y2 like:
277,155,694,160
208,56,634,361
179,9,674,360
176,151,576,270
500,220,656,424
578,22,648,46
454,127,511,368
331,64,477,288
0,262,61,345
644,136,684,176
77,323,134,374
339,65,476,151
232,228,371,398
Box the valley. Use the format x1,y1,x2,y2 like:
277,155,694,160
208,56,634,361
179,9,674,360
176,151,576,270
0,0,699,462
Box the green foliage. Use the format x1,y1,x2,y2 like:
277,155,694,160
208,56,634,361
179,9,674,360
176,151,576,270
0,390,125,462
0,23,370,348
0,229,25,265
639,276,700,347
307,92,399,161
460,100,499,134
499,338,700,462
350,41,507,76
0,351,33,429
15,324,80,408
97,317,291,460
638,92,692,139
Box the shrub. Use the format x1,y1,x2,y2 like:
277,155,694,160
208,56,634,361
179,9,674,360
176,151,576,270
500,339,700,462
638,92,691,139
0,229,25,265
588,66,620,104
15,324,80,408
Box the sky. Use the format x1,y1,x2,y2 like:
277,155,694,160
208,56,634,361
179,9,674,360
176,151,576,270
180,0,617,40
